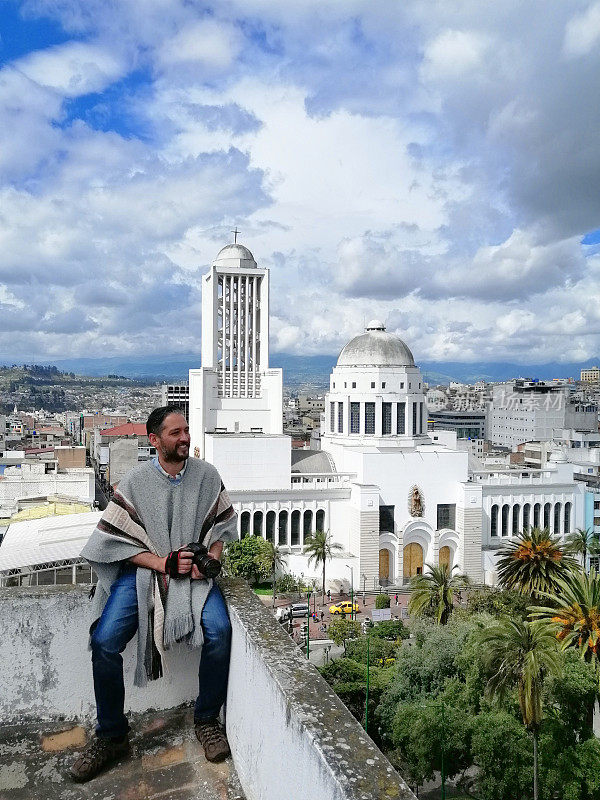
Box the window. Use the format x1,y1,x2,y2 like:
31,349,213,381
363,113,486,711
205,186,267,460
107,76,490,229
534,503,541,528
365,402,375,434
380,505,394,532
400,382,404,389
352,382,356,389
338,402,343,433
316,509,325,531
397,402,406,434
382,382,386,388
412,403,418,435
371,382,375,388
291,510,300,546
253,511,263,537
332,382,335,388
553,502,561,534
502,504,510,537
303,510,313,540
437,504,456,530
490,504,499,537
266,510,275,542
564,502,571,534
523,503,530,531
240,511,250,538
543,502,551,529
382,402,392,434
278,511,288,545
330,402,335,432
512,504,520,535
350,402,360,433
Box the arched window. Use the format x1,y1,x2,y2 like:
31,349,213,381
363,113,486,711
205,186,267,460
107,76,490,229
278,510,288,546
291,510,301,546
490,504,499,537
316,509,325,531
303,510,313,541
501,504,510,537
553,502,561,535
564,502,572,534
512,504,520,535
543,502,551,530
523,503,531,532
253,511,263,537
266,510,276,542
240,511,250,538
533,503,541,529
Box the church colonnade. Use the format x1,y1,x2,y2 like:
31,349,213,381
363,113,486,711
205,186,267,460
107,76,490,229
237,502,328,548
488,498,573,539
328,398,426,437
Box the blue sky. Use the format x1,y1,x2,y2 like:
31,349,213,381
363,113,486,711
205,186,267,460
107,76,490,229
1,0,600,364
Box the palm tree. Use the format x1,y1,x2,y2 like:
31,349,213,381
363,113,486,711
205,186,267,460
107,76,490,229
303,530,342,602
408,563,469,625
496,527,578,599
564,528,598,574
531,568,600,665
480,617,562,800
266,541,286,608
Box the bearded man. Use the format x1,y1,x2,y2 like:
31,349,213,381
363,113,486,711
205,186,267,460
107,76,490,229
70,406,237,782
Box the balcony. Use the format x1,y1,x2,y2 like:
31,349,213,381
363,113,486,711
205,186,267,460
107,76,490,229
0,579,414,800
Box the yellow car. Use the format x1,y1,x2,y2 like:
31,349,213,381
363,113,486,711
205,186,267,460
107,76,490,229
329,600,359,615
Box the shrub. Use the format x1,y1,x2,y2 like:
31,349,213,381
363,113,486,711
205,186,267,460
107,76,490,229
375,593,391,609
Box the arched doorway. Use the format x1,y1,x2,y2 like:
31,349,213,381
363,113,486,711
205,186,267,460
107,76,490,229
439,546,452,569
403,542,424,579
379,549,391,585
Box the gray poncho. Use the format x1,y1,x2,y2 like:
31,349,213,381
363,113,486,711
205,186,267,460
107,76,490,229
81,457,237,686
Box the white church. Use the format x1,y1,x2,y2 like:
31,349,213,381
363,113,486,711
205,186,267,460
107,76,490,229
189,242,585,590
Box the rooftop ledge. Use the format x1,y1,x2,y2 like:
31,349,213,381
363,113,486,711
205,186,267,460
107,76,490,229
0,580,414,800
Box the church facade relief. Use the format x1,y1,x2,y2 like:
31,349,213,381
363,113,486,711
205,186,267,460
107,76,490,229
409,485,424,517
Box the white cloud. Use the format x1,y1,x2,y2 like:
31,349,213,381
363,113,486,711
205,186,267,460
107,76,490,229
563,2,600,57
421,29,490,81
17,41,126,97
159,19,242,69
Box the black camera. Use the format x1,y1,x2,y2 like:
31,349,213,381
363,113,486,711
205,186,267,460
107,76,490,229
185,542,222,579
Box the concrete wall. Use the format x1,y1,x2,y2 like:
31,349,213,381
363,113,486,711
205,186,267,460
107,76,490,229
0,581,415,800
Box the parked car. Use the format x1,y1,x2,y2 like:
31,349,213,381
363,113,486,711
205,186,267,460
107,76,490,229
291,602,310,618
329,600,359,615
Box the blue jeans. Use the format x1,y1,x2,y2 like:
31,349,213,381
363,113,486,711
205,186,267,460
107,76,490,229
91,565,232,738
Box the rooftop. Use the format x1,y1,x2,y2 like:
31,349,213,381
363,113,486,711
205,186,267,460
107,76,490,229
101,423,148,436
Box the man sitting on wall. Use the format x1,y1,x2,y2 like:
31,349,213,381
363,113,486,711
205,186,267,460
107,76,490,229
70,406,237,782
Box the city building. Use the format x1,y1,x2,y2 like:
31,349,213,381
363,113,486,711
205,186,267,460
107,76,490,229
487,380,597,448
428,410,486,440
581,366,600,383
161,383,189,419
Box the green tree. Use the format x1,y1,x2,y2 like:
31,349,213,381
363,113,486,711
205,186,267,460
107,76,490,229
265,541,286,608
480,617,562,800
408,563,469,624
531,568,600,666
564,527,598,574
470,711,533,800
496,527,578,598
466,586,530,619
369,619,409,641
303,530,342,601
327,617,361,654
375,593,391,609
224,536,273,585
345,635,398,666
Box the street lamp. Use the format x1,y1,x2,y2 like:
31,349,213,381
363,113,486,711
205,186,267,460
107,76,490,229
345,564,354,620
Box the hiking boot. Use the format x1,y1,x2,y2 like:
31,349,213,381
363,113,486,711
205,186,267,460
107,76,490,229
195,718,231,763
69,735,130,782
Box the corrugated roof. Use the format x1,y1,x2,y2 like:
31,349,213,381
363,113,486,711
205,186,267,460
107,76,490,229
0,511,101,572
101,423,147,436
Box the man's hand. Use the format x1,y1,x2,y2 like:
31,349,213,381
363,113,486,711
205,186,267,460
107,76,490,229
165,548,194,579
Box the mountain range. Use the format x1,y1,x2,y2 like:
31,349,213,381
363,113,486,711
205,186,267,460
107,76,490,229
29,354,599,387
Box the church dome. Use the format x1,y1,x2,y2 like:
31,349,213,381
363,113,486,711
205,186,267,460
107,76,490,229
213,243,257,269
337,323,415,368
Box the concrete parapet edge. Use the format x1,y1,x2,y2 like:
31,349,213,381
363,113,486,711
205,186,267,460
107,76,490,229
221,578,415,800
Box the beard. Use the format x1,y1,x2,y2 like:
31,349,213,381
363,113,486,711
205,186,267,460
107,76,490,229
161,441,190,463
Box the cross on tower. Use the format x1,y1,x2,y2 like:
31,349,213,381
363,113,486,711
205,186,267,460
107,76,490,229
231,227,240,243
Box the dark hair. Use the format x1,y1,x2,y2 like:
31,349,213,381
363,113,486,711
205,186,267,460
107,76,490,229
146,406,185,437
